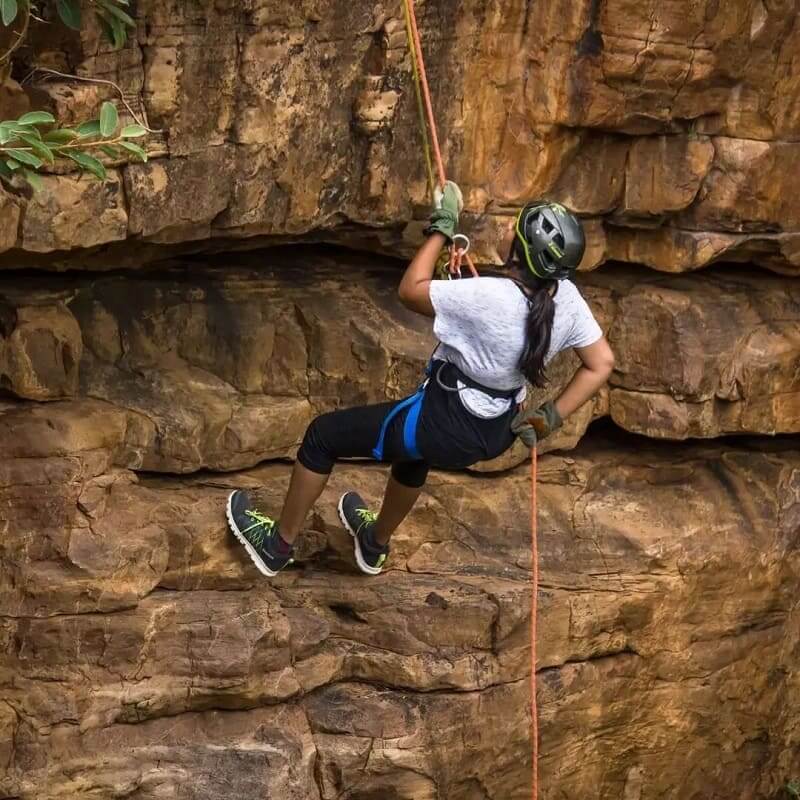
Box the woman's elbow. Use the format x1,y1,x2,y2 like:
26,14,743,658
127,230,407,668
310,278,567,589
398,280,428,309
397,282,435,317
600,349,615,380
397,283,412,308
586,344,615,382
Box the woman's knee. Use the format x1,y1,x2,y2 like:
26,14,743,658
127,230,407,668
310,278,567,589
391,460,429,489
297,413,336,475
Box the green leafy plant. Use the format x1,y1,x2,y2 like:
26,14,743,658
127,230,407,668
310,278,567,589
0,100,147,189
0,0,135,52
787,780,800,798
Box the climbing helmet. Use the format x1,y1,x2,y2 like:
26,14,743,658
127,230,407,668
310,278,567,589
514,201,586,280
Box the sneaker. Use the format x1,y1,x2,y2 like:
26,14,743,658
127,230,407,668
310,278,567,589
226,490,293,577
337,491,389,576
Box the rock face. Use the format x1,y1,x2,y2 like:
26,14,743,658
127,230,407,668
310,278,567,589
0,250,798,798
584,268,800,439
2,399,799,797
1,255,796,471
1,1,800,798
1,0,800,272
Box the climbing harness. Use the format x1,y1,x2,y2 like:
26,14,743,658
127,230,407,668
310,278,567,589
400,3,540,796
372,380,426,461
433,359,519,400
372,359,521,462
402,0,478,279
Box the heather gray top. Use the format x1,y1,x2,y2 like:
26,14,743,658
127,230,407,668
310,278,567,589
429,276,603,418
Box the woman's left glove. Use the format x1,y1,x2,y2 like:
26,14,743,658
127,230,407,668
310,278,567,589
424,180,464,241
511,400,563,448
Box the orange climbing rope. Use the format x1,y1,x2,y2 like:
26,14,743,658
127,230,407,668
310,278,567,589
402,0,479,279
401,2,540,796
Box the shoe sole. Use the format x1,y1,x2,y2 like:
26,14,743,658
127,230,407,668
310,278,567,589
337,494,383,576
226,491,280,578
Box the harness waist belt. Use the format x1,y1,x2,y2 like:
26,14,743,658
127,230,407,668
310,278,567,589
433,360,522,400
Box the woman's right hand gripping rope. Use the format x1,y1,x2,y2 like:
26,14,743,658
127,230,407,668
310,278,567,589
511,400,563,448
424,180,477,278
425,180,464,240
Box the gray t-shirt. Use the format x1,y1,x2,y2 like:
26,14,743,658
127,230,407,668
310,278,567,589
429,276,603,418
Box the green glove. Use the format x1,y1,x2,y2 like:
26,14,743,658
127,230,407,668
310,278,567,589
424,180,464,240
511,400,563,449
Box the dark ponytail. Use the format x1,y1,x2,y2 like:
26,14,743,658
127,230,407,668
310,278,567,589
505,240,557,387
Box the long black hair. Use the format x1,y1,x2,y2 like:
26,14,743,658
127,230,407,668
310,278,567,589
505,238,557,387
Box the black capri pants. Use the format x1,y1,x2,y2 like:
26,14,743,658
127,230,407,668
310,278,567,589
297,367,517,488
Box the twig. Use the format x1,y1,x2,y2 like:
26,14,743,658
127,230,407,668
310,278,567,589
21,67,163,133
0,6,32,66
0,134,134,154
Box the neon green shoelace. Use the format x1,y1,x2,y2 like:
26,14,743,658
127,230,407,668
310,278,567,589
242,508,276,548
355,507,378,535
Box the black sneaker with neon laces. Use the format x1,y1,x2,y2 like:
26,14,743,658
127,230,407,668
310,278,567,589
337,491,389,575
226,490,293,577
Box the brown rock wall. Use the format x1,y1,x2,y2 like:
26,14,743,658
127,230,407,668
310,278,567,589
19,173,128,253
1,407,798,797
2,254,797,474
1,0,799,794
585,267,800,438
0,302,81,400
1,1,800,271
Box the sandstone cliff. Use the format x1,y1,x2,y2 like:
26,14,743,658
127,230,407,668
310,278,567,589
2,391,799,797
1,0,800,275
1,1,799,799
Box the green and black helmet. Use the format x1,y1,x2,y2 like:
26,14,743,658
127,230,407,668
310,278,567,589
514,201,586,280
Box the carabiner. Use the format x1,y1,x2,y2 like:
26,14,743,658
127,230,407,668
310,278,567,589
448,234,471,279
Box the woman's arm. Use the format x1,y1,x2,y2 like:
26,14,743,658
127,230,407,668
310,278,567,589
553,336,615,419
397,232,447,318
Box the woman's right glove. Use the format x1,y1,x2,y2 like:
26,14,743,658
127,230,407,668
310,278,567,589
424,180,464,241
511,400,563,448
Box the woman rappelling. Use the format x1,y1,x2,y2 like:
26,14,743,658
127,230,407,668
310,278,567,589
224,182,615,576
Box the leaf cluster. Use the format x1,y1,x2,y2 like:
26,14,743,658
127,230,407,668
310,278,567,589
1,0,135,50
0,101,147,189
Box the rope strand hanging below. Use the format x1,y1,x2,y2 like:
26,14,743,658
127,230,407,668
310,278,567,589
401,2,540,797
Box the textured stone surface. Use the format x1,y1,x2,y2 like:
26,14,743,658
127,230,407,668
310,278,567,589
2,1,800,271
1,255,797,473
19,172,128,254
1,1,799,795
1,407,798,798
0,187,21,255
583,267,800,439
0,301,81,400
1,252,798,795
